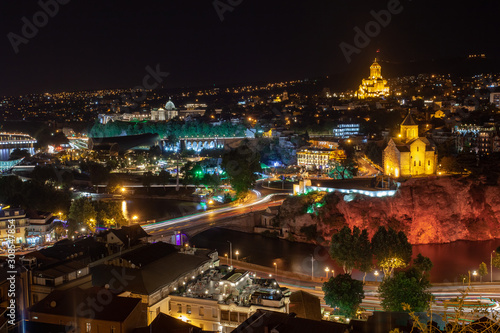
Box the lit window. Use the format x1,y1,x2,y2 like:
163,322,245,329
199,306,204,316
86,323,91,332
187,305,191,314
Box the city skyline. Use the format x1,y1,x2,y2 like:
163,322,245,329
1,0,499,96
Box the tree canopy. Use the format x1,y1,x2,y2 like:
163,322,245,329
329,226,371,275
322,273,364,318
221,141,261,197
371,226,413,278
378,270,432,312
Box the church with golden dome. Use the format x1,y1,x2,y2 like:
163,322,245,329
383,112,438,177
357,59,390,99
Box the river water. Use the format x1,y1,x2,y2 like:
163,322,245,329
128,198,500,283
191,228,500,283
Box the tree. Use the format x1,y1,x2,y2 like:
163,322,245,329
478,262,488,283
9,148,30,160
378,270,432,312
493,251,500,270
371,227,412,278
142,171,154,193
94,201,126,229
221,141,261,197
322,274,364,318
413,254,433,282
330,226,371,275
158,169,171,189
68,198,97,234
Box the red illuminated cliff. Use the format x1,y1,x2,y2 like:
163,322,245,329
282,176,500,244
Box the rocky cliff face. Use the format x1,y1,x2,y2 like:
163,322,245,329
285,176,500,244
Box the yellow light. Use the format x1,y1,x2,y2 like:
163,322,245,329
325,267,329,272
132,215,138,220
121,187,125,192
208,200,214,205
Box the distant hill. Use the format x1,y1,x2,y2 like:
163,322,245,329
324,57,500,93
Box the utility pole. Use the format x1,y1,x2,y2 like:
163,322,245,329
227,241,232,267
310,254,315,280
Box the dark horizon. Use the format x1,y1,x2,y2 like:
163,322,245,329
1,0,499,96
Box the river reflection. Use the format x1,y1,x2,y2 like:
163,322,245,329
191,228,500,283
0,148,35,161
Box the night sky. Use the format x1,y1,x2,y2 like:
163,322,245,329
0,0,499,96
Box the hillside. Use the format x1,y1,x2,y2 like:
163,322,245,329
280,176,500,245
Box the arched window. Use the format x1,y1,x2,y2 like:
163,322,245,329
417,147,419,152
419,161,421,166
428,160,430,166
414,161,416,166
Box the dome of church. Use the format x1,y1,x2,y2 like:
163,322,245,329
165,99,175,110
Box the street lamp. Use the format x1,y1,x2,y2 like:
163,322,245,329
491,250,496,283
273,262,277,277
224,253,228,265
374,270,379,282
325,267,330,279
235,250,239,261
473,270,477,282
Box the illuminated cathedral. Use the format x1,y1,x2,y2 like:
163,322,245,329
357,59,390,99
383,112,437,177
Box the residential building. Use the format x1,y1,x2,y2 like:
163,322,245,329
0,206,29,246
92,242,218,324
133,313,204,333
27,287,146,333
168,268,290,333
490,92,500,108
332,124,360,139
234,309,348,333
26,211,56,245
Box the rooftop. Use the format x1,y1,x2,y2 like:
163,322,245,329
175,266,287,308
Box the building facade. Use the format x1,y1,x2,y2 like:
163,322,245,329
357,59,390,99
0,207,28,246
296,148,345,169
383,113,437,177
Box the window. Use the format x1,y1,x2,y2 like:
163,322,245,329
417,147,419,152
86,323,91,333
419,161,421,166
221,310,229,321
110,327,115,333
199,306,204,316
186,305,191,314
414,161,416,166
230,312,238,322
428,160,430,166
212,308,218,318
177,304,182,313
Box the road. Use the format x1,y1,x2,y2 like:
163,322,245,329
143,181,291,238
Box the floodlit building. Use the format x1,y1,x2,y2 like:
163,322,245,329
296,148,345,169
151,99,179,121
383,112,437,177
357,59,390,99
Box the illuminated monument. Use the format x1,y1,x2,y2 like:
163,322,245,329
383,112,437,177
357,59,390,99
